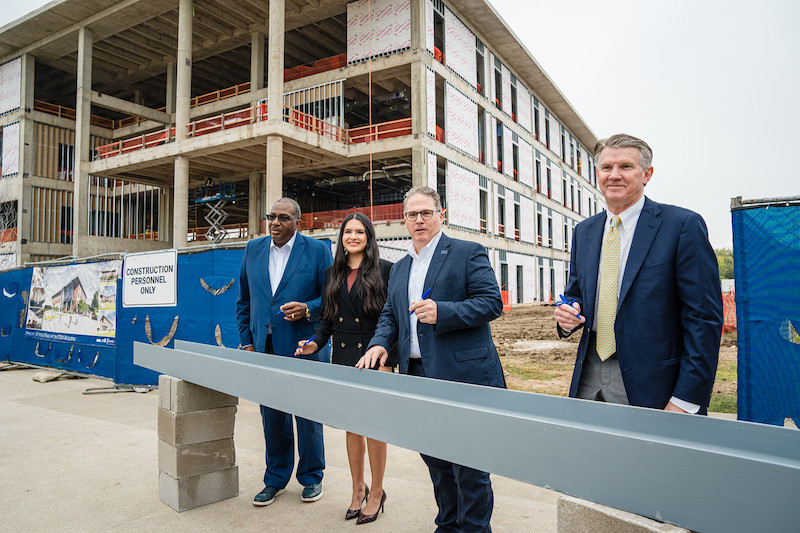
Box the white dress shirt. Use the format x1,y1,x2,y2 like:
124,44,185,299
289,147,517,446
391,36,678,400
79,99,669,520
594,195,698,413
407,231,443,359
269,231,296,295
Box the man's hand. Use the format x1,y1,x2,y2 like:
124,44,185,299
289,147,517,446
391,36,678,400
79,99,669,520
555,301,585,331
356,345,388,369
410,298,437,324
294,340,318,356
280,301,308,321
664,401,688,413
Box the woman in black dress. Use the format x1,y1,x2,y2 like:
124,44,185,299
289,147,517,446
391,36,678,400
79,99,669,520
295,212,395,524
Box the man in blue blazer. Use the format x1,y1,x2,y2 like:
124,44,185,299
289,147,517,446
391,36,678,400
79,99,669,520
555,134,722,413
237,198,332,506
358,186,504,532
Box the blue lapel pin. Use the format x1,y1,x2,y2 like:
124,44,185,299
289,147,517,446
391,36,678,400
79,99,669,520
441,250,447,254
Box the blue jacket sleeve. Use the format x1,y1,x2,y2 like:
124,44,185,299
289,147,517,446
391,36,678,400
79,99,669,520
236,242,253,347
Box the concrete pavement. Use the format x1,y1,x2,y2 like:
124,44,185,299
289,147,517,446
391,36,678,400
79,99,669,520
1,367,560,532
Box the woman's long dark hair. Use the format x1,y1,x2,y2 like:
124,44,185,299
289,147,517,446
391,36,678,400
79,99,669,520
322,212,387,320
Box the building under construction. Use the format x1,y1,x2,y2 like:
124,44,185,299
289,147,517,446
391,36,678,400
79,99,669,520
0,0,604,303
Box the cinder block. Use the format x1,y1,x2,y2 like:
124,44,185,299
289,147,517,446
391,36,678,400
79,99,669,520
557,496,690,533
159,466,239,512
158,438,236,479
160,375,238,413
158,374,173,410
158,406,236,446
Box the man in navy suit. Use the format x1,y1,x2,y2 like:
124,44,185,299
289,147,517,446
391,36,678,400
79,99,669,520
358,186,504,532
237,198,332,506
555,134,722,413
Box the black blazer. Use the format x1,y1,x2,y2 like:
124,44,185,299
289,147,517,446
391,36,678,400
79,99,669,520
314,259,397,368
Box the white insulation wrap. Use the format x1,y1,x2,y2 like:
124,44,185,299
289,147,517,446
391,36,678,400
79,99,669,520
445,83,478,158
347,0,411,64
0,58,21,115
2,122,20,176
549,114,561,158
503,125,513,177
426,0,435,54
501,64,512,115
517,86,531,133
427,67,437,136
428,151,438,190
444,8,476,87
446,161,480,230
519,139,533,188
520,196,535,244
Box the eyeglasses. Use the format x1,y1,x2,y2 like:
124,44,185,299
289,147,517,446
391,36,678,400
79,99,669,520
265,214,297,223
404,210,438,221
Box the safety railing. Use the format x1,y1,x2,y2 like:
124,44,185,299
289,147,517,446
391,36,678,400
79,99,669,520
297,203,405,230
34,99,115,129
348,118,412,144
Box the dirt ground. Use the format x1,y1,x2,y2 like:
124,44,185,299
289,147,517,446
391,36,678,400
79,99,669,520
493,304,738,401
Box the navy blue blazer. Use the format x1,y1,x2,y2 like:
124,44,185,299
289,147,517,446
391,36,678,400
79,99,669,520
236,232,333,360
560,197,723,410
368,233,505,388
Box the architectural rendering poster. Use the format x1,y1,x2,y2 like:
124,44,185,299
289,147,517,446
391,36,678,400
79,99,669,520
25,260,122,347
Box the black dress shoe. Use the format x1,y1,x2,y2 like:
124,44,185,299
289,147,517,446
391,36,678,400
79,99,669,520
345,485,369,520
356,489,386,525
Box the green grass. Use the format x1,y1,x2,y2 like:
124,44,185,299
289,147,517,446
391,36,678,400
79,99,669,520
709,394,737,414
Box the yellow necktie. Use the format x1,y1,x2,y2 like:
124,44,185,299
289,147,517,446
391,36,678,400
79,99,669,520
596,215,621,361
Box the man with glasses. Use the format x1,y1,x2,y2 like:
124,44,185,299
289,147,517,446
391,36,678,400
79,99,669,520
237,197,332,507
358,186,504,533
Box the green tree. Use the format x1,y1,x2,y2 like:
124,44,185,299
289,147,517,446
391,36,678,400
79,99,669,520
715,248,734,279
91,291,99,313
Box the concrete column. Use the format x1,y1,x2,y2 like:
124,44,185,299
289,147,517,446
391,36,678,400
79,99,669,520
158,375,239,512
165,61,176,116
72,27,92,258
16,54,35,264
265,137,283,210
410,0,425,50
250,32,265,92
410,60,427,137
411,146,427,188
267,0,284,123
159,187,172,242
175,0,192,141
172,0,192,248
248,172,262,236
173,156,189,248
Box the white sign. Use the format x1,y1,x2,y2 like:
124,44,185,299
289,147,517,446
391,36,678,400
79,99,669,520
122,249,177,307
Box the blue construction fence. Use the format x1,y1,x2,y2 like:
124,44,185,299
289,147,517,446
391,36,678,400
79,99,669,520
732,197,800,426
2,246,250,386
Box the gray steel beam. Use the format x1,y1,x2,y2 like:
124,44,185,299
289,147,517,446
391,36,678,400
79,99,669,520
135,341,800,533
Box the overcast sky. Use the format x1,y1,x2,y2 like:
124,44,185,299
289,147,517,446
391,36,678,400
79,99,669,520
3,1,798,248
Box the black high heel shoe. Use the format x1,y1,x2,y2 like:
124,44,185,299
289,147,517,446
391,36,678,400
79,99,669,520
345,485,369,520
355,490,386,525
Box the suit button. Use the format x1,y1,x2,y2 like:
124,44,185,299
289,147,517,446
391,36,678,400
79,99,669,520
355,318,360,323
339,317,343,322
341,342,346,348
358,343,362,348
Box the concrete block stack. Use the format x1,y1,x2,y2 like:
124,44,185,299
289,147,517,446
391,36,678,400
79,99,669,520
157,375,239,512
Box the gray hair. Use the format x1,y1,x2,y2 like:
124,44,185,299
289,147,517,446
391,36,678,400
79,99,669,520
271,197,301,218
403,186,442,211
594,134,653,170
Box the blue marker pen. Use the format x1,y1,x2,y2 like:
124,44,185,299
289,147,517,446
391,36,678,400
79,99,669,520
301,336,315,347
556,293,582,320
410,288,432,315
